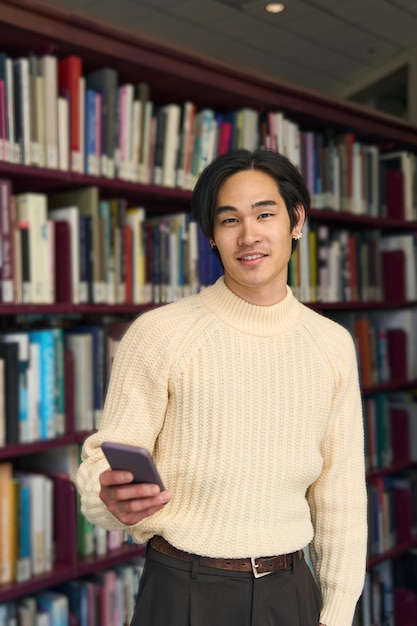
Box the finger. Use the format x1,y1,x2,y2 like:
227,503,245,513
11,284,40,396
100,469,134,486
116,501,170,526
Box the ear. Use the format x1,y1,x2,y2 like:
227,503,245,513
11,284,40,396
209,239,216,249
292,204,305,236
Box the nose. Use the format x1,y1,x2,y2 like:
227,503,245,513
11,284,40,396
237,220,261,246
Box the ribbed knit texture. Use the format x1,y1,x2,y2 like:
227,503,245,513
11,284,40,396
77,277,367,626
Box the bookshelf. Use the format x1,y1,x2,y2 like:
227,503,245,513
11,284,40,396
0,0,416,622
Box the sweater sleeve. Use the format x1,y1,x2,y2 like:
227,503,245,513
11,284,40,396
307,330,367,626
76,313,171,532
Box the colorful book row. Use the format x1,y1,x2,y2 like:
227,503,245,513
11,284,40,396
0,559,144,626
0,322,131,447
290,224,417,304
1,52,417,220
0,180,223,306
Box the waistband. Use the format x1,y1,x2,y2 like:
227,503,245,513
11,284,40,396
149,535,303,577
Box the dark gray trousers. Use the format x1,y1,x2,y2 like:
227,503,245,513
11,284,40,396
131,544,322,626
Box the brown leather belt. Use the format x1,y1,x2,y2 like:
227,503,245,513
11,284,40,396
150,535,303,576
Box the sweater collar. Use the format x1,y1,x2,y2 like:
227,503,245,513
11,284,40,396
198,276,302,336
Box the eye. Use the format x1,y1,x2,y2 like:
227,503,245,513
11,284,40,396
221,216,238,224
258,212,273,219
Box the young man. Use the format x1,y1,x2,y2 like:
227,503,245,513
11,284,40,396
77,148,367,626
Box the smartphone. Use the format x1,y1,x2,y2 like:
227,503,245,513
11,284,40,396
102,442,165,491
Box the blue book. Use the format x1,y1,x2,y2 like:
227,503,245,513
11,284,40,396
37,590,69,626
84,89,96,175
56,580,89,626
52,328,66,436
28,329,56,440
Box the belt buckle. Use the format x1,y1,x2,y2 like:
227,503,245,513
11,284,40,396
251,557,272,578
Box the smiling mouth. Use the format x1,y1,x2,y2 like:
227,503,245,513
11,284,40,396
238,254,266,261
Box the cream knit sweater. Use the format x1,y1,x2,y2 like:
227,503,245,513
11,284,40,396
77,277,367,626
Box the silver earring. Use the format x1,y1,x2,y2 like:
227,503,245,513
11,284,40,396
292,232,302,241
210,241,217,249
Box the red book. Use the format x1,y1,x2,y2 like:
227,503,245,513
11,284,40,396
58,56,82,171
54,220,72,303
394,587,417,626
381,249,406,301
390,407,410,463
387,328,407,380
354,317,373,388
385,168,405,220
218,120,233,155
392,481,413,543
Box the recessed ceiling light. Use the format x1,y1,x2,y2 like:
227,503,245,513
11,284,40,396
265,2,285,13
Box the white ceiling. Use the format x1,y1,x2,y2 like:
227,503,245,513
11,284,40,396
38,0,417,99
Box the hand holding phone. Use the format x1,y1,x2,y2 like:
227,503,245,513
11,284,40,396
102,441,165,491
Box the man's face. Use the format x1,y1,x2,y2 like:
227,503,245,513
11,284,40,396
212,169,303,306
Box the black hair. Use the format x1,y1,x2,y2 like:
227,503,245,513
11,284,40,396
191,147,311,256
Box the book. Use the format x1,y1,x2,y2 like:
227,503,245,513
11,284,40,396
381,249,406,301
379,151,413,221
84,88,98,176
92,569,117,626
85,66,118,178
125,206,147,304
18,596,37,625
13,57,31,166
117,83,134,181
0,340,19,444
40,54,59,170
48,206,81,304
16,192,50,303
371,309,417,380
378,233,417,301
386,328,407,380
176,100,196,189
29,329,56,440
161,103,181,188
15,472,52,576
14,477,31,582
56,580,88,626
28,54,44,168
66,325,104,429
17,219,31,303
354,317,373,389
58,55,83,173
65,331,94,431
37,590,69,626
27,340,40,442
2,332,30,443
48,187,104,303
0,461,13,584
390,406,410,463
0,178,14,302
57,95,69,171
53,220,72,303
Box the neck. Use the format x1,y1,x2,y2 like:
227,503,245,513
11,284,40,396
223,276,288,306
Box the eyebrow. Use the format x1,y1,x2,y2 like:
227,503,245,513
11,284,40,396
215,199,277,214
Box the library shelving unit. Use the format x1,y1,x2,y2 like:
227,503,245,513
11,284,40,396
0,0,417,618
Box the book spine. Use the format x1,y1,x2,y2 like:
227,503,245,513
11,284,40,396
29,331,56,440
0,179,14,302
